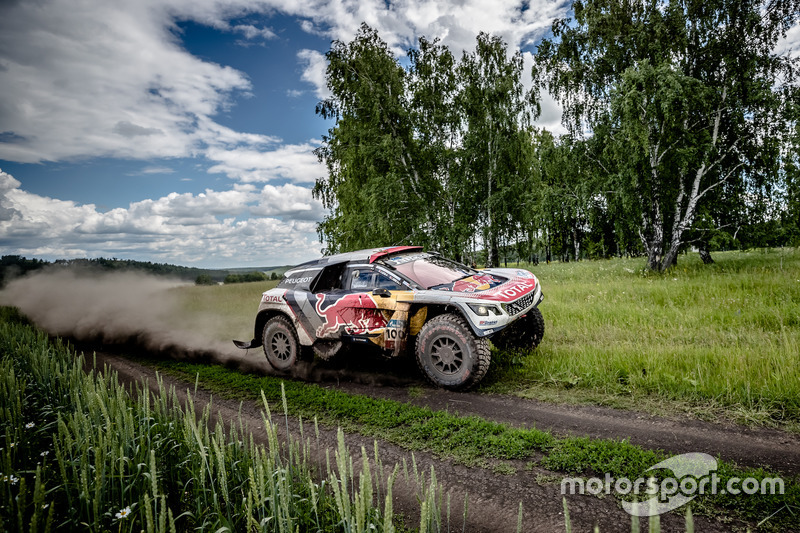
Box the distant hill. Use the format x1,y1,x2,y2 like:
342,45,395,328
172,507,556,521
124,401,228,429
0,255,294,287
224,265,294,277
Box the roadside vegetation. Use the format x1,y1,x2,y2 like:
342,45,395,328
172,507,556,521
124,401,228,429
488,248,800,429
1,307,795,530
0,308,406,532
150,355,798,530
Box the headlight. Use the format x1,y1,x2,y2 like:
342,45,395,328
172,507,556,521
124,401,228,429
468,303,501,316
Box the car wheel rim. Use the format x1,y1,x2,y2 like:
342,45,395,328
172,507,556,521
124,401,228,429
430,336,463,375
270,331,291,361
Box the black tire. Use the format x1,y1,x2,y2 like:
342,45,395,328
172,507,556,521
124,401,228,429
415,313,491,391
492,307,545,351
262,316,300,372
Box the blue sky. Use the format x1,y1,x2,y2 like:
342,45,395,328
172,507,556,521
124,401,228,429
1,0,797,268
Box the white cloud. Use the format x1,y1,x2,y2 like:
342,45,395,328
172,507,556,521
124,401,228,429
231,24,278,41
274,0,571,55
251,183,326,220
0,0,262,164
206,141,324,183
0,169,323,266
776,21,800,60
0,0,577,167
297,49,331,100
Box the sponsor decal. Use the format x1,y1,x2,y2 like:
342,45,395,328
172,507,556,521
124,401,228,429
501,280,535,299
283,276,314,285
262,294,283,304
455,279,536,303
314,293,387,338
478,320,498,326
450,274,504,293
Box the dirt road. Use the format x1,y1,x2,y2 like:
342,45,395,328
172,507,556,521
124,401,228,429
88,349,799,533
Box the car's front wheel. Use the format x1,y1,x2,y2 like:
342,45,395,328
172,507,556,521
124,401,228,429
415,313,490,390
262,315,300,372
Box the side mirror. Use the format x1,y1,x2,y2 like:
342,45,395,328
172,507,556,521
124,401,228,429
372,288,391,298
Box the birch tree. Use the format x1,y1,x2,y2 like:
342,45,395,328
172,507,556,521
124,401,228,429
314,24,434,253
536,0,799,271
458,33,535,267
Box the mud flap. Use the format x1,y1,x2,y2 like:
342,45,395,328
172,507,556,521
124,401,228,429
232,338,261,349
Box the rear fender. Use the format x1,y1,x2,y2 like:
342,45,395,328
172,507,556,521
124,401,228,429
256,309,314,346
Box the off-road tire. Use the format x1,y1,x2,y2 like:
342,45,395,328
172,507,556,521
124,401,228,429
491,307,545,352
415,313,491,391
262,315,300,372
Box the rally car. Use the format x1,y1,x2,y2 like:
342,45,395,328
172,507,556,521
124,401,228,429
233,246,544,390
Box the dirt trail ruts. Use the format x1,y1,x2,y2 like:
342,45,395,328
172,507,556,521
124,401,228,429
85,349,794,533
327,379,800,478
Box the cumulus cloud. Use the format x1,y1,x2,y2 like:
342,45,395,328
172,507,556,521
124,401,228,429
274,0,571,55
0,0,262,164
298,49,331,100
0,0,575,168
0,169,323,266
206,141,324,183
251,183,326,220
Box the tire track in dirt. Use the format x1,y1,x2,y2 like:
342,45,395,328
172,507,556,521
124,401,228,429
86,349,774,533
325,379,800,479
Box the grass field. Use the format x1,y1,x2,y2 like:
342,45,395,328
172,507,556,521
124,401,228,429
488,248,800,427
172,248,800,427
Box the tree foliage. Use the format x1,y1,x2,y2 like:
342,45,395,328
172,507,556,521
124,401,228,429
535,0,800,271
313,25,537,266
314,7,799,269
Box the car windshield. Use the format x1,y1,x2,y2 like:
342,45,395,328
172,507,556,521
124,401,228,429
384,253,476,289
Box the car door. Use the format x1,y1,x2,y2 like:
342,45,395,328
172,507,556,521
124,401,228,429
339,265,389,339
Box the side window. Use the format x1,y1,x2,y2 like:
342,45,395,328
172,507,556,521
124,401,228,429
375,272,404,290
349,268,374,290
310,263,347,292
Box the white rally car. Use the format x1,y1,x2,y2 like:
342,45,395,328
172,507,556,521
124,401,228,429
234,246,544,390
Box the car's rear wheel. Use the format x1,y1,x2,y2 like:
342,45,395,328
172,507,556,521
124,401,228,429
415,313,490,390
262,315,299,372
491,307,545,351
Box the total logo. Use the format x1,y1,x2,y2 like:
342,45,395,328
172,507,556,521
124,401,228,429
499,280,535,300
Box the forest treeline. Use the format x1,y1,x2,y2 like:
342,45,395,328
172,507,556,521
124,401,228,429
313,0,800,271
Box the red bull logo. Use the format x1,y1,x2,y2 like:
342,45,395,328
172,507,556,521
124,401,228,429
314,293,387,338
450,274,502,293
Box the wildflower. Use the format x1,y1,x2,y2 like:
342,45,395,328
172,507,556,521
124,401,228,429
115,506,132,519
42,504,49,510
9,442,15,448
25,422,34,429
40,451,49,457
8,475,19,485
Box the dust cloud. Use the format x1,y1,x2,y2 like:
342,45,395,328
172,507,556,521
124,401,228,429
0,267,420,387
0,268,270,374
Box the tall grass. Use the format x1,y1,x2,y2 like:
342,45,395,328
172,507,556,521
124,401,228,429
487,248,800,423
156,358,800,530
0,314,399,532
